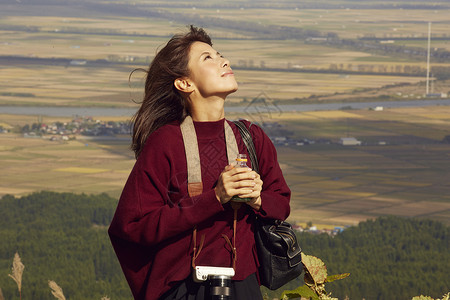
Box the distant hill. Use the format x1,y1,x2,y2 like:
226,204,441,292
272,216,450,300
1,192,448,300
0,191,132,299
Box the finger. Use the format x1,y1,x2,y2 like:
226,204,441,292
238,188,255,196
255,178,263,187
224,164,234,171
239,190,260,199
230,179,255,190
231,172,256,182
223,182,252,197
230,167,252,175
240,182,262,197
245,184,261,195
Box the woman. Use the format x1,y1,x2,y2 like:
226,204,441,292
108,25,291,300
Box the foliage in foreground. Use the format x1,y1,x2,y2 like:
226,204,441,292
411,293,450,300
2,253,448,300
281,253,349,300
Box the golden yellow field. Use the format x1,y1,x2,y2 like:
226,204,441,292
0,133,134,198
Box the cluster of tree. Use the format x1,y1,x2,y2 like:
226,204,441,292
360,36,450,41
308,216,449,299
430,66,450,80
328,63,450,80
1,192,448,300
20,119,130,137
264,216,449,300
329,63,428,76
0,191,132,299
0,92,35,98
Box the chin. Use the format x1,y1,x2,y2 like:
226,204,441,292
227,87,238,96
220,85,238,96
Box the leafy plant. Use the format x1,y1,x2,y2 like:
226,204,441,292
412,292,450,300
281,253,350,300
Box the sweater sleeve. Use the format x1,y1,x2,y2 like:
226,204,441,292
108,125,224,247
247,122,291,220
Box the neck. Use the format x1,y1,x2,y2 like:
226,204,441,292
189,95,226,122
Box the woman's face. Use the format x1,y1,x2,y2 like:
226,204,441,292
186,42,238,98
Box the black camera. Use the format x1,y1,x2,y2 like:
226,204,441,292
210,275,232,300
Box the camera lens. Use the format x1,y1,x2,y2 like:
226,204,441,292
210,275,231,299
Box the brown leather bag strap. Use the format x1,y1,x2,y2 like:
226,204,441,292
222,202,241,270
191,229,205,268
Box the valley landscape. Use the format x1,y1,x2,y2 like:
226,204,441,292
0,1,449,299
1,0,449,228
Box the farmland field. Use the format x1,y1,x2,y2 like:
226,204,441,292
1,105,450,228
167,7,450,40
1,2,450,107
1,0,450,229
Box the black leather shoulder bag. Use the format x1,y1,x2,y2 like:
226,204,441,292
233,120,303,290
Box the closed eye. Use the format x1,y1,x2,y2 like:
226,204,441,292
201,51,223,61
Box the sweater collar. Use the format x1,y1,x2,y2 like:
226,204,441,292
193,118,226,140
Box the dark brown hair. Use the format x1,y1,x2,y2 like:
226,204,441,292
131,25,212,158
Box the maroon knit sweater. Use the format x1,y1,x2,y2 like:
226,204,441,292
108,119,291,300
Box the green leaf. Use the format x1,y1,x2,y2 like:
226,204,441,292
301,253,328,284
281,285,320,300
326,273,350,283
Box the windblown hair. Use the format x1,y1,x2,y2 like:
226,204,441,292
131,25,212,158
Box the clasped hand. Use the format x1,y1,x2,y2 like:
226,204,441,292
214,165,263,210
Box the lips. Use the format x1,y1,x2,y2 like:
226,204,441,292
221,70,234,77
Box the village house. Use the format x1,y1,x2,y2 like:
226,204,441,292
339,137,362,146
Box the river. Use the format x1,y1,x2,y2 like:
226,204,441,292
1,99,450,117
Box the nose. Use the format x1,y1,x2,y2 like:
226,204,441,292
221,57,230,68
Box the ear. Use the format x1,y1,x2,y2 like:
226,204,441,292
174,77,194,93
